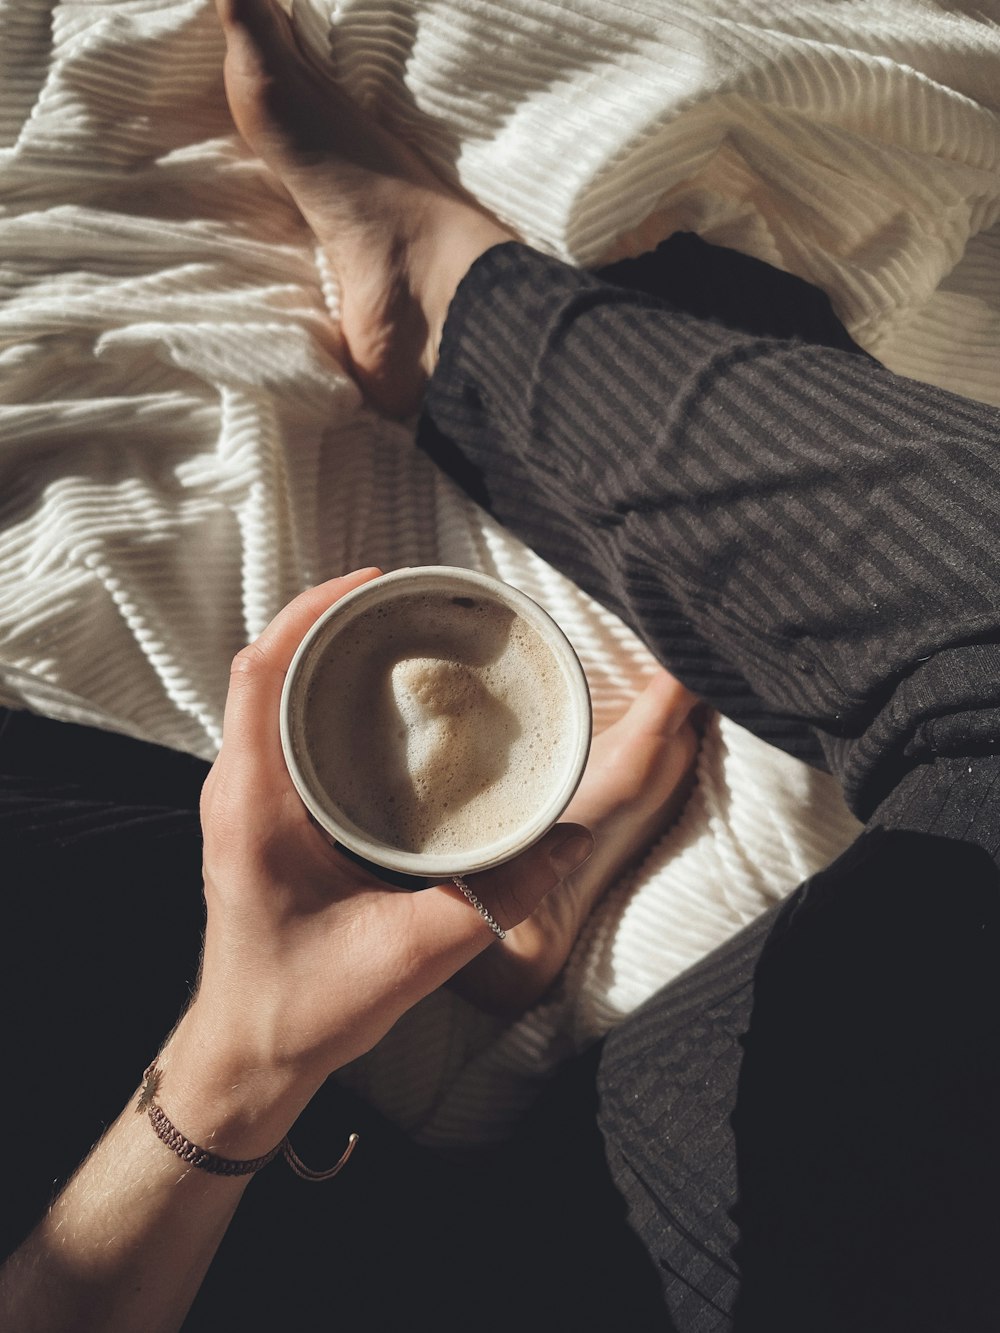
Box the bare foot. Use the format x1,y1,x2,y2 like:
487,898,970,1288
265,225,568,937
450,671,703,1017
216,0,513,416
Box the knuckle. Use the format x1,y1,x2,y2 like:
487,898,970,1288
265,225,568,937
229,640,268,678
199,766,216,817
470,866,541,930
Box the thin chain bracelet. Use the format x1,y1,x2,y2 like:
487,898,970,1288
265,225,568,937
451,875,506,940
137,1064,358,1182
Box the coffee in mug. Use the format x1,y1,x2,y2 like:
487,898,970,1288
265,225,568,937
280,567,592,879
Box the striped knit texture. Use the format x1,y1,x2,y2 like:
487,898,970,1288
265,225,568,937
426,243,1000,827
1,0,997,1141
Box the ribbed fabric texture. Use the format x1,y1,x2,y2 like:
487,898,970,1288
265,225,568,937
424,242,1000,833
593,827,1000,1330
3,0,999,753
594,901,776,1327
296,0,1000,344
1,0,997,1142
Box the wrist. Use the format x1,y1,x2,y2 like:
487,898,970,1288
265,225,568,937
150,1009,323,1161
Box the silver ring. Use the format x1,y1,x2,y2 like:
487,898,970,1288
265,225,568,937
451,876,506,940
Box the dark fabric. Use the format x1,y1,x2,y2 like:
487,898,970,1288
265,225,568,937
420,239,1000,846
0,709,210,1261
598,233,865,357
596,830,1000,1332
193,1038,672,1333
418,238,1000,1328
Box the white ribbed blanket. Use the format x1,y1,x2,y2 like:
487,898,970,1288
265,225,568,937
2,0,998,1145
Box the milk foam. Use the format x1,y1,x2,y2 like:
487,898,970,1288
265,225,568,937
302,591,574,856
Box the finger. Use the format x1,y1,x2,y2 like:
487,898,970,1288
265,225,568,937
401,823,595,990
222,568,382,765
464,823,595,928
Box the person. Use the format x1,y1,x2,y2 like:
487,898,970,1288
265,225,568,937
3,0,1000,1329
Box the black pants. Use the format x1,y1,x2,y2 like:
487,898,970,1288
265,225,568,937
5,237,1000,1330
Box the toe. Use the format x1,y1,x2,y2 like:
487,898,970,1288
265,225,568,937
622,669,700,739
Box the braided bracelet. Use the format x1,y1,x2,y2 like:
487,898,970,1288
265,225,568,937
136,1064,358,1182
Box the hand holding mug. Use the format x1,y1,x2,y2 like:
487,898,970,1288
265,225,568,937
189,569,594,1116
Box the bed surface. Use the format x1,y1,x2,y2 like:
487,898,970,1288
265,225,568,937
2,0,998,1143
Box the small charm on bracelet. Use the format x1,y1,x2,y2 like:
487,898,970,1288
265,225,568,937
136,1064,163,1114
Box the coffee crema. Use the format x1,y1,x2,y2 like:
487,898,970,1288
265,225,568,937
302,590,574,856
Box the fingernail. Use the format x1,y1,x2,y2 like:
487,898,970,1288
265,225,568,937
549,829,594,878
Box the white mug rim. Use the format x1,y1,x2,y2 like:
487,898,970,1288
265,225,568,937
279,566,592,878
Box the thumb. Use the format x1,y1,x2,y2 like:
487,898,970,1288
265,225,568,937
403,823,595,991
455,823,596,934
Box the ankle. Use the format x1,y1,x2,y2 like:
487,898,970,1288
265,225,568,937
410,197,514,376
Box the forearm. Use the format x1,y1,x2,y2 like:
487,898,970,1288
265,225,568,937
0,1007,318,1333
